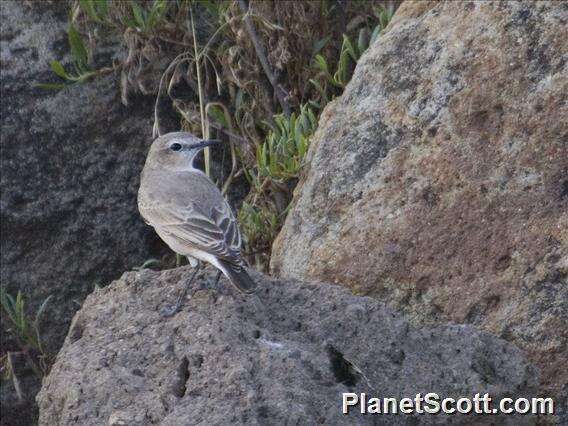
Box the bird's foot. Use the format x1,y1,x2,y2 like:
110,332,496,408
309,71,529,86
160,266,201,317
160,304,181,318
200,271,229,294
160,295,188,317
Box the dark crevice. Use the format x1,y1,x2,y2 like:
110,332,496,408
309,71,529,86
495,254,511,271
69,318,84,343
172,356,190,398
559,180,568,200
326,345,359,387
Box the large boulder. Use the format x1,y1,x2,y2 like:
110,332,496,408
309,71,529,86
37,267,540,425
0,2,167,423
271,0,567,402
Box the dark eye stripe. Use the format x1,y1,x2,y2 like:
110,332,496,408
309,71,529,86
170,143,182,151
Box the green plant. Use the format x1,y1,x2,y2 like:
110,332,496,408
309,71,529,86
78,0,170,32
124,0,170,33
78,0,110,24
0,288,52,378
0,352,24,402
236,4,394,267
256,104,317,181
133,258,162,270
312,34,358,90
40,24,99,89
236,104,316,268
44,0,398,269
310,5,394,107
374,4,395,34
42,0,175,89
238,201,280,266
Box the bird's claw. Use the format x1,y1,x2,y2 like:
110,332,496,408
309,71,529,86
203,279,220,292
160,304,181,318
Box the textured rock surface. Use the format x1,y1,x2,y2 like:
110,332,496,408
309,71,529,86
1,3,247,423
38,267,539,425
271,0,568,401
0,2,163,345
0,3,166,424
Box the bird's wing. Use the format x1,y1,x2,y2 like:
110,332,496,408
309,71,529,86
141,198,243,264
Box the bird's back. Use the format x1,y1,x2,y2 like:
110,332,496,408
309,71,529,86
138,168,243,265
139,168,223,213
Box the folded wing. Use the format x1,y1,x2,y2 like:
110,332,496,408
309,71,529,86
144,199,243,265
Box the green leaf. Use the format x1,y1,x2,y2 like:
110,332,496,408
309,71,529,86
370,24,382,45
49,60,68,79
130,1,147,29
207,105,228,128
235,88,244,110
294,130,302,155
312,36,330,56
15,292,25,332
309,78,327,99
342,34,358,62
357,27,370,56
200,0,219,16
308,99,321,109
300,135,309,158
33,295,53,328
15,291,23,315
380,8,391,29
313,54,329,74
121,15,138,29
288,112,296,134
75,70,98,83
136,258,161,270
68,25,89,67
148,0,168,29
79,0,100,22
36,82,68,90
308,108,317,128
333,34,358,87
94,0,108,17
0,287,15,318
334,53,348,86
79,0,108,23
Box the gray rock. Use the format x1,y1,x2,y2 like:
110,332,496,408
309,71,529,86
38,268,539,425
0,0,162,340
0,3,248,422
0,2,167,423
271,0,568,403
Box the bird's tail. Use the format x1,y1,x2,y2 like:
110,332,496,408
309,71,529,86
217,260,258,294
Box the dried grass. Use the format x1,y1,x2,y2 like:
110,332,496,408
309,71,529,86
66,0,398,269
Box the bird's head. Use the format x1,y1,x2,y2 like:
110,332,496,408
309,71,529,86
144,132,220,171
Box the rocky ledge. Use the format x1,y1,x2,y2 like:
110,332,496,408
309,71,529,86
37,267,539,425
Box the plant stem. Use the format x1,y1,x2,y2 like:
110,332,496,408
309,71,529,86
6,352,24,401
153,52,192,138
237,0,291,117
205,102,238,196
190,6,210,177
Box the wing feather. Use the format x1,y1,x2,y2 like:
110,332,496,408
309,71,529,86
141,199,243,264
138,170,243,264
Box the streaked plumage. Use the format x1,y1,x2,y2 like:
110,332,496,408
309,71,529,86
138,132,256,301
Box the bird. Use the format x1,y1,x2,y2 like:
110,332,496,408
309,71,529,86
137,131,257,315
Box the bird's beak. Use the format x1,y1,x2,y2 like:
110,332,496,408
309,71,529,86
191,139,221,150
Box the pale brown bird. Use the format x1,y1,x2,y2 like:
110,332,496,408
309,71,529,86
138,132,257,315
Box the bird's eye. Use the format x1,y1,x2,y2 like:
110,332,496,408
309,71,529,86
170,143,182,151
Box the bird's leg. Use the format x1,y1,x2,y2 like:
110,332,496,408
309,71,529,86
161,261,201,317
194,269,222,292
209,270,222,291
